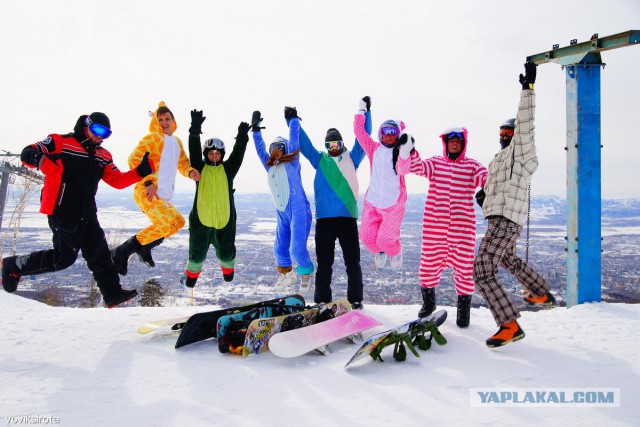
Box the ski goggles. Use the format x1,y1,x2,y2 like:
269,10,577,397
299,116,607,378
499,129,514,139
85,117,112,139
380,125,400,137
325,140,343,151
204,138,225,150
444,131,464,141
269,141,285,154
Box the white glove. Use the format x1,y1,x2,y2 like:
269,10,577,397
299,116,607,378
357,98,368,115
398,133,415,159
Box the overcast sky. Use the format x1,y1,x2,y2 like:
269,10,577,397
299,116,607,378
1,0,638,198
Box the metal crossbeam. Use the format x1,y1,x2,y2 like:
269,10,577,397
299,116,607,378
527,30,640,65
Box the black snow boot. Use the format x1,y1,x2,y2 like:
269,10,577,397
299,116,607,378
418,287,436,318
111,235,141,276
104,288,138,308
2,256,21,293
136,237,164,268
456,294,472,328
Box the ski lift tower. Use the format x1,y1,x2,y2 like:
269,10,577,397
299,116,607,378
527,30,639,307
0,152,44,233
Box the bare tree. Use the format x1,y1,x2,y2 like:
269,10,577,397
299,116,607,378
35,285,65,307
0,174,41,258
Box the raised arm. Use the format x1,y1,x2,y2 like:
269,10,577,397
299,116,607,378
188,109,206,172
298,126,321,169
225,122,250,179
351,106,371,168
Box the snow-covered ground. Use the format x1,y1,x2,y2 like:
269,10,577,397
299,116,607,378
1,291,638,426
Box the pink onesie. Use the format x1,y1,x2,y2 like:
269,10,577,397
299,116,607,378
353,114,411,257
397,127,487,295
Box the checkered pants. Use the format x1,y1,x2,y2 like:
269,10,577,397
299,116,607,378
473,216,550,326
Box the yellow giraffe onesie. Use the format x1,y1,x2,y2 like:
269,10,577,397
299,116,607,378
129,101,196,244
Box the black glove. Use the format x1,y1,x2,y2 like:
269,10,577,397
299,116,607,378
137,152,153,178
362,96,371,111
189,109,206,135
284,106,299,121
21,147,43,168
519,62,537,90
475,189,486,208
251,111,265,132
236,122,250,143
398,133,409,145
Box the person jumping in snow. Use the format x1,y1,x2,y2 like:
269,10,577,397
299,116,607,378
473,62,556,348
181,109,250,288
111,101,199,276
252,107,314,291
1,112,153,308
398,127,487,327
298,98,371,309
353,96,414,270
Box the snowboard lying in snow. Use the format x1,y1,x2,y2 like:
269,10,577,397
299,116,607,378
268,310,383,358
135,295,306,350
345,309,448,367
242,298,352,357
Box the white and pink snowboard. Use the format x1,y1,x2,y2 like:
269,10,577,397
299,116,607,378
268,311,382,358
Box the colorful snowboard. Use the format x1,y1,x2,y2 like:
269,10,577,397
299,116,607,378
137,316,191,334
216,298,307,354
345,309,447,367
242,298,352,357
269,311,383,358
173,294,305,349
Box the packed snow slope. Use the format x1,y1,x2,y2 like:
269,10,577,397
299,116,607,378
1,292,638,427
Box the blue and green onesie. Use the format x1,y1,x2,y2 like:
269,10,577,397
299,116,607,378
299,111,371,304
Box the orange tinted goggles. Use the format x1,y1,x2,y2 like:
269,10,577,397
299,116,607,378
499,129,514,139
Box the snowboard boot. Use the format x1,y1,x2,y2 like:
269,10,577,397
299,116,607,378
374,252,387,269
111,235,141,276
524,290,556,306
136,237,164,268
456,295,472,328
351,301,364,310
486,320,525,348
2,256,21,293
418,287,436,318
221,266,234,283
104,288,138,309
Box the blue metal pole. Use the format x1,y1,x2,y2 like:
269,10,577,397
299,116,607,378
565,58,603,307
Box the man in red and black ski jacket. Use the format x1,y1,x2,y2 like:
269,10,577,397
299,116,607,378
1,112,154,308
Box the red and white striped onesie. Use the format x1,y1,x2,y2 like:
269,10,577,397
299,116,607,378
399,128,487,295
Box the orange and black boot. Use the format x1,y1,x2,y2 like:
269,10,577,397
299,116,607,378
486,321,525,348
524,290,556,306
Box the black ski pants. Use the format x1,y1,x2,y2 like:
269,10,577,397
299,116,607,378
14,215,121,299
314,217,363,304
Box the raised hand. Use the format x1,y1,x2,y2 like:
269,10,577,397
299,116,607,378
284,106,299,121
251,111,265,132
519,62,537,90
189,109,206,135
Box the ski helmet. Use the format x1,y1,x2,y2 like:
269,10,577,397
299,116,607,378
203,138,225,164
500,118,516,130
